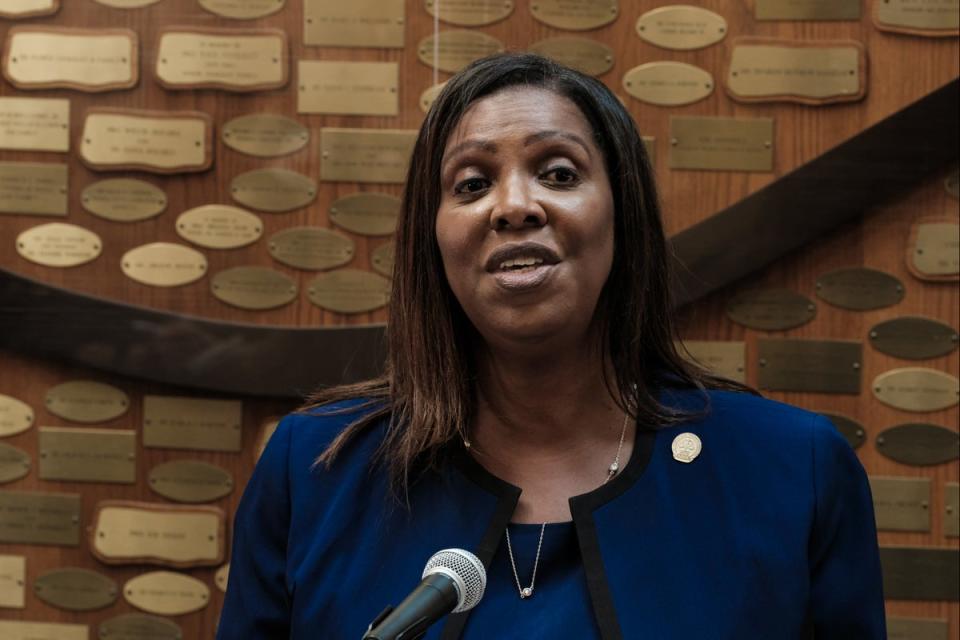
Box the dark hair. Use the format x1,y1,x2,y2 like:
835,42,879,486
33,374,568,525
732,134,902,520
304,53,748,491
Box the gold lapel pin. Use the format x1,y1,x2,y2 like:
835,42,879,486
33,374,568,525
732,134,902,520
671,432,702,463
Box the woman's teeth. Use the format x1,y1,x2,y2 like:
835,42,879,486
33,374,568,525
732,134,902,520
499,257,544,271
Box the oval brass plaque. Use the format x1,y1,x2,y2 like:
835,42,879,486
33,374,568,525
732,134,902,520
870,316,959,360
211,266,298,310
946,168,959,199
215,563,229,592
222,113,308,158
725,288,816,331
269,227,355,271
124,571,209,616
45,380,129,423
99,613,182,640
330,193,401,236
149,460,234,503
531,0,618,31
419,82,447,113
815,267,904,310
176,205,263,250
1,0,60,18
873,368,960,412
307,269,391,314
636,5,727,50
16,223,102,268
94,0,161,6
623,62,714,106
912,221,960,277
231,168,317,213
199,0,286,19
425,0,514,26
529,36,614,76
820,413,866,450
0,442,30,484
82,178,167,223
34,568,117,611
417,31,505,73
0,394,34,437
122,242,207,287
371,243,395,277
876,423,960,466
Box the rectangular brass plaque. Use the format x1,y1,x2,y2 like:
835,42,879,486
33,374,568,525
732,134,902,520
38,426,135,484
947,482,959,537
868,476,931,532
680,340,746,383
298,61,399,116
0,98,69,152
0,162,67,217
755,0,860,20
757,338,862,393
0,554,25,609
0,1,59,19
0,621,87,640
321,128,418,184
669,116,774,172
876,0,960,33
880,546,959,601
887,616,949,640
0,490,80,546
304,0,404,48
143,395,242,452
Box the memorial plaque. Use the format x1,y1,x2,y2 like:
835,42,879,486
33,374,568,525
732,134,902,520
99,613,182,640
122,243,207,287
211,266,298,310
82,178,167,222
371,243,395,277
635,5,727,50
725,288,815,330
819,412,866,450
176,205,262,250
269,227,355,271
34,568,117,611
873,368,959,412
945,482,959,537
758,338,862,394
426,0,513,25
0,0,59,19
81,109,213,174
946,168,959,199
0,622,86,640
124,571,210,615
143,395,242,452
307,269,391,314
418,31,505,73
876,424,959,466
528,37,614,76
200,0,286,19
320,128,417,184
669,116,774,172
875,0,960,36
330,193,400,236
304,0,405,48
255,417,280,461
148,460,234,503
0,98,69,152
0,443,30,484
530,0,618,30
0,490,80,546
94,501,225,567
420,82,447,113
623,62,714,106
869,476,931,532
886,617,949,640
298,60,398,116
45,380,128,423
222,113,308,158
0,394,33,438
909,219,959,280
156,28,289,92
231,168,317,213
16,223,101,268
215,563,229,592
680,340,745,383
879,546,959,601
39,426,135,484
3,27,137,92
755,0,860,21
95,0,162,6
0,555,25,609
815,267,903,310
0,162,67,217
869,316,958,360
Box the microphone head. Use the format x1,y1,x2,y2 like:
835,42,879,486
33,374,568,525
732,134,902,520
422,548,486,613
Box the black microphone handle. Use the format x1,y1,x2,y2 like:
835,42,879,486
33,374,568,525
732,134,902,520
362,573,460,640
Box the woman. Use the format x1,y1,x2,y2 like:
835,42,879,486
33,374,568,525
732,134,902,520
217,54,885,639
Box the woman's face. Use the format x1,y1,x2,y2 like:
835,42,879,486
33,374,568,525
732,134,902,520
436,87,615,353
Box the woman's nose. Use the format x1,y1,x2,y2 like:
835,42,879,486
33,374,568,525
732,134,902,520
488,175,547,230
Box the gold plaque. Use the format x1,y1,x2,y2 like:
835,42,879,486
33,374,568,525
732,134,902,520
426,0,513,26
122,243,207,288
643,136,656,164
0,443,30,484
320,128,417,184
2,27,137,92
371,242,395,277
143,395,242,452
623,62,713,106
16,223,101,268
304,0,405,48
81,109,213,174
298,60,398,116
757,338,862,394
0,490,80,546
635,6,727,50
872,368,959,412
417,30,504,73
0,394,34,438
307,269,391,314
0,555,26,609
99,614,182,640
230,168,317,213
156,28,289,92
0,0,59,19
94,0,162,6
124,571,210,616
725,288,815,330
0,97,69,152
269,227,355,271
887,617,949,640
215,563,229,592
0,622,86,640
330,193,400,236
82,178,167,222
869,476,931,532
879,546,959,600
211,266,298,310
679,340,745,383
669,116,774,172
222,113,308,158
876,423,959,467
530,0,618,31
947,482,959,537
34,568,117,611
815,267,904,310
176,205,262,250
726,39,866,105
200,0,286,19
909,219,959,280
46,380,129,423
38,426,135,484
255,417,280,461
148,460,234,503
869,316,958,360
756,0,860,20
0,161,67,217
420,82,447,113
529,36,614,76
875,0,960,36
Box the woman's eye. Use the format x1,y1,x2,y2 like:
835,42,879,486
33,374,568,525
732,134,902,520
454,177,489,195
543,166,579,185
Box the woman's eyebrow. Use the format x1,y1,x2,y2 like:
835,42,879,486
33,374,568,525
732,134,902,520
443,139,498,165
523,130,592,158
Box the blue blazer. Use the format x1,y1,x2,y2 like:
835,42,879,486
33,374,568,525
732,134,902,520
217,389,886,639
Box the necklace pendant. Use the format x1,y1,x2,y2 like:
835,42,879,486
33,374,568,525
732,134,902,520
521,587,533,598
608,461,619,475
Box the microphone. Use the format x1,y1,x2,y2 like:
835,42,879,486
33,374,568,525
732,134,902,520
362,548,486,640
